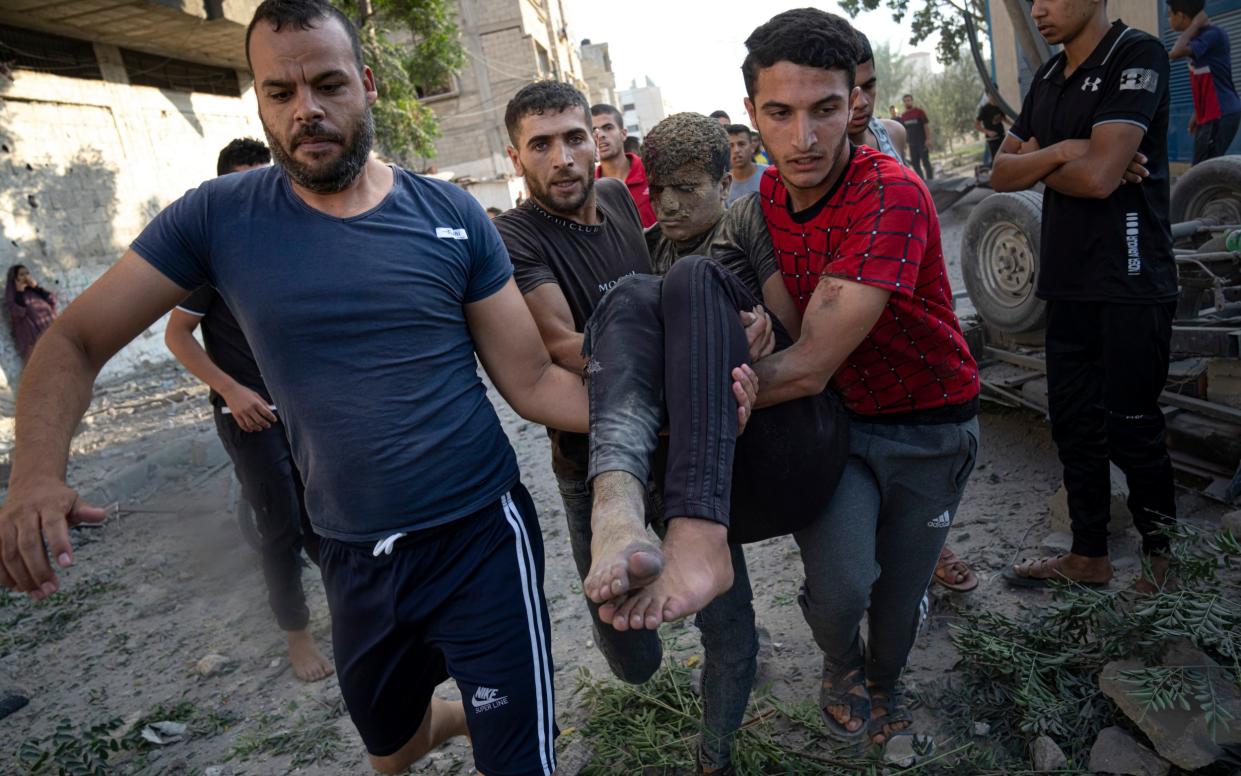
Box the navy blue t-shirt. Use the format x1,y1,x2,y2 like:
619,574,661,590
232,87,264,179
133,165,520,542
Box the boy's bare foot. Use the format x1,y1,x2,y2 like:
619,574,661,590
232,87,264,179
287,628,334,682
600,517,733,631
584,472,663,604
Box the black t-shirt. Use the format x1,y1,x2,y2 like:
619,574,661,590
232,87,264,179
1010,21,1177,303
177,286,274,407
977,103,1005,136
494,178,651,480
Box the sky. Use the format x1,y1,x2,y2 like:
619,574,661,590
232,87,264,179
564,0,943,127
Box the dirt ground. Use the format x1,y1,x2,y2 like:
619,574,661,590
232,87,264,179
0,190,1233,774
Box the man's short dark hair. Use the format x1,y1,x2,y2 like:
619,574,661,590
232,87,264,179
246,0,364,72
855,30,874,65
623,136,642,154
903,93,913,99
742,9,860,99
709,110,730,120
1167,0,1205,15
725,123,752,138
504,81,591,144
642,112,730,183
591,103,624,126
217,137,271,176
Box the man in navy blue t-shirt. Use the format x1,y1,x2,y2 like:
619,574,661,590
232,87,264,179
1168,0,1241,163
0,3,599,774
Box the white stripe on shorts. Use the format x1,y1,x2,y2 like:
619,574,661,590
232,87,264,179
502,492,556,775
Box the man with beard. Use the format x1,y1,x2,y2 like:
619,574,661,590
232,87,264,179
591,103,656,226
499,87,848,772
0,2,622,773
991,0,1178,592
666,9,976,748
164,137,333,683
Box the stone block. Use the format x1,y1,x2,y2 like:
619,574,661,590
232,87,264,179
1048,463,1132,534
1207,358,1241,409
1088,726,1169,776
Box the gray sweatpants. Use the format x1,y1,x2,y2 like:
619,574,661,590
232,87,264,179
794,415,979,689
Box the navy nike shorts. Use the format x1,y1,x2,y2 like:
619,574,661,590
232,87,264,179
318,482,557,776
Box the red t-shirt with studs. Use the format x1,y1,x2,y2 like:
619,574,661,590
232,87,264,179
758,146,979,418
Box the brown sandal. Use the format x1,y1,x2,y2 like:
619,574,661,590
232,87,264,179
933,545,978,592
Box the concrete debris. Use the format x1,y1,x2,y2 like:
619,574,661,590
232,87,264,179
883,734,918,768
140,720,187,745
1088,726,1170,776
204,767,225,776
195,653,231,678
1030,735,1067,771
1038,531,1073,555
556,737,595,776
1222,510,1241,536
1100,645,1241,769
972,721,991,736
0,689,29,721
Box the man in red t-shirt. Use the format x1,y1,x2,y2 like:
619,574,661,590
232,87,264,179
591,103,657,226
741,9,975,747
900,93,934,180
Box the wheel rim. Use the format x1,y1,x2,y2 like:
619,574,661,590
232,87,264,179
1182,183,1241,224
977,221,1036,309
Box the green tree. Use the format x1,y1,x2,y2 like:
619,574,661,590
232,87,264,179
872,40,914,122
334,0,464,165
839,0,987,65
915,50,985,151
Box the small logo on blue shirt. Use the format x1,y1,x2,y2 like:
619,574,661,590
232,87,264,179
436,227,469,240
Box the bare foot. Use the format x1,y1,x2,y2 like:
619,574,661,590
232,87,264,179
583,472,663,605
600,517,733,631
287,629,334,682
1008,553,1113,587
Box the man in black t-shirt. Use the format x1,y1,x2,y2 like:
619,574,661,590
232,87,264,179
991,5,1179,592
974,96,1006,163
163,139,334,683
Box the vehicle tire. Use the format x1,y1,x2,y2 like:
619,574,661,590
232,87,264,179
1170,154,1241,225
962,190,1046,334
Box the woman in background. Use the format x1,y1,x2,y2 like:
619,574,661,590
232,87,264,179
5,264,57,362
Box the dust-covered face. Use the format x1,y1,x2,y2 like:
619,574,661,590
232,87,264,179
509,107,596,216
249,15,377,193
649,165,728,243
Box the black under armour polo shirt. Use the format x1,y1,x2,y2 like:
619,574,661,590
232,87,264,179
1009,21,1177,303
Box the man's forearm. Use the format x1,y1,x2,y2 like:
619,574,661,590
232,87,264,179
1043,157,1116,199
165,327,243,400
990,142,1072,192
9,329,98,486
515,362,589,433
549,332,587,374
752,340,835,408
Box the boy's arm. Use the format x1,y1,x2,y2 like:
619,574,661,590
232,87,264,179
520,283,586,374
1170,11,1210,59
990,133,1087,191
164,309,276,432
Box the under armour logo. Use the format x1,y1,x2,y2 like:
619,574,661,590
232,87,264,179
1082,77,1102,92
1119,68,1159,93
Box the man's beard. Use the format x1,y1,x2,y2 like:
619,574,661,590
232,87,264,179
264,108,374,194
528,169,593,215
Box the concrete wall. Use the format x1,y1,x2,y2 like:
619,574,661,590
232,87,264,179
426,0,587,181
0,48,263,405
580,40,617,107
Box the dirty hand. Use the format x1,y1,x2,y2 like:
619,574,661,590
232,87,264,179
732,364,759,435
740,305,775,361
0,476,108,599
223,386,277,432
1122,152,1149,185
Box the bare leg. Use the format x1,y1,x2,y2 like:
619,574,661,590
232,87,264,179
583,471,663,605
601,517,733,630
369,697,468,774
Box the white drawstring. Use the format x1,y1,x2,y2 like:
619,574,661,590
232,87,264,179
372,532,407,557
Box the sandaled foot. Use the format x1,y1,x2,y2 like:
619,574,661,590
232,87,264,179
819,658,870,741
1134,553,1174,595
868,686,912,746
599,517,732,630
1005,553,1113,588
287,629,334,682
933,545,978,592
584,472,664,605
